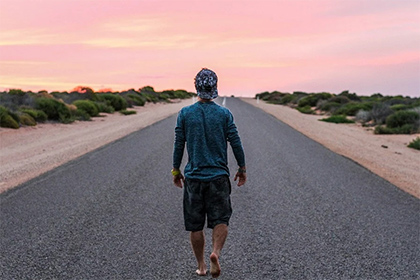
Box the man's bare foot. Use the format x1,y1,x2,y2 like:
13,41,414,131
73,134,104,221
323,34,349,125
210,253,221,278
195,268,207,276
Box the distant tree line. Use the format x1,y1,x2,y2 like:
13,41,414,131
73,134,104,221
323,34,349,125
0,86,195,129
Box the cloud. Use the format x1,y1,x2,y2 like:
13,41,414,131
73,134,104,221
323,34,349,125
0,0,418,96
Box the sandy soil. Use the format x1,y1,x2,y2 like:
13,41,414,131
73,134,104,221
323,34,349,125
0,99,193,193
242,98,420,199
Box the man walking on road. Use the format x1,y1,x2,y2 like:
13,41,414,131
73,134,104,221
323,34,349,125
172,68,247,278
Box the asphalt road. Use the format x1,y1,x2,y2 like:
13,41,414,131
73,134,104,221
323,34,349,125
1,98,419,279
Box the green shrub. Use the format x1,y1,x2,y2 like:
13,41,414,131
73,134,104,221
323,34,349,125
390,104,409,111
98,94,128,111
127,94,146,106
169,89,194,99
141,92,159,103
158,93,170,102
291,92,308,105
255,91,271,100
7,110,20,124
384,96,408,106
20,108,48,122
386,110,419,129
0,106,19,129
279,94,295,105
328,95,351,104
333,102,373,116
319,115,355,124
18,113,36,126
35,97,73,122
338,90,361,101
120,110,137,115
374,124,416,134
407,137,420,150
73,100,99,117
319,101,342,112
73,109,91,121
296,106,314,114
298,92,332,108
95,102,115,113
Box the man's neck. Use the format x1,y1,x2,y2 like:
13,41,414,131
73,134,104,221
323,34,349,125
198,97,213,103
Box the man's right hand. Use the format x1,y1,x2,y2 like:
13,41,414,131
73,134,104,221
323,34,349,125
234,168,247,186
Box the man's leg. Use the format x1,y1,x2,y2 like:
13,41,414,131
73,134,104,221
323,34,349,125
190,230,207,276
210,224,228,278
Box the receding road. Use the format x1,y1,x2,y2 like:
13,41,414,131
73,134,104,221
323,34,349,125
1,98,419,279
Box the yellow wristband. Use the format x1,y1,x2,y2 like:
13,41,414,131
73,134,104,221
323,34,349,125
171,169,181,176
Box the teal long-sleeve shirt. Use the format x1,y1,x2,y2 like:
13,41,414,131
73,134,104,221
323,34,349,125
173,101,245,181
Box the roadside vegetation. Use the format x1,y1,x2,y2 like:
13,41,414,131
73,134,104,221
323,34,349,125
255,91,420,135
407,137,420,150
0,86,194,129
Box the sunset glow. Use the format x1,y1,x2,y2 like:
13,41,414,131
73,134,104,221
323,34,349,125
0,0,419,97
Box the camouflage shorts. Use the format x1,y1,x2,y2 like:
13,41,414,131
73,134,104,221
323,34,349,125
183,176,232,231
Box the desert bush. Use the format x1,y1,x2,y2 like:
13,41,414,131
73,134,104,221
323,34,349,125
390,104,409,111
319,101,342,113
95,102,115,113
290,92,308,105
73,109,91,121
255,91,271,100
386,110,419,129
97,94,127,111
370,103,393,125
333,102,373,116
338,90,361,101
141,93,159,103
127,94,146,106
174,90,194,99
158,93,170,102
319,115,355,124
35,97,73,123
297,92,332,108
328,95,351,104
407,137,420,150
296,106,314,114
161,89,193,100
0,90,36,110
18,113,36,126
384,96,409,106
120,110,137,115
355,110,371,123
73,100,99,117
279,94,298,105
384,110,420,134
374,124,416,135
20,108,48,122
139,86,155,94
53,91,96,104
0,106,19,129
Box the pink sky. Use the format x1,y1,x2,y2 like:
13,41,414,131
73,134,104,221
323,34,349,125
0,0,419,97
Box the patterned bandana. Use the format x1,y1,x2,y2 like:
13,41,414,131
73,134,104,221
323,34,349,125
194,68,218,99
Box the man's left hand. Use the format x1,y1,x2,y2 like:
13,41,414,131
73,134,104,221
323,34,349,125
173,174,185,188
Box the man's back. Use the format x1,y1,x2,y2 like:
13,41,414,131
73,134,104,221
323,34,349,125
173,101,245,181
